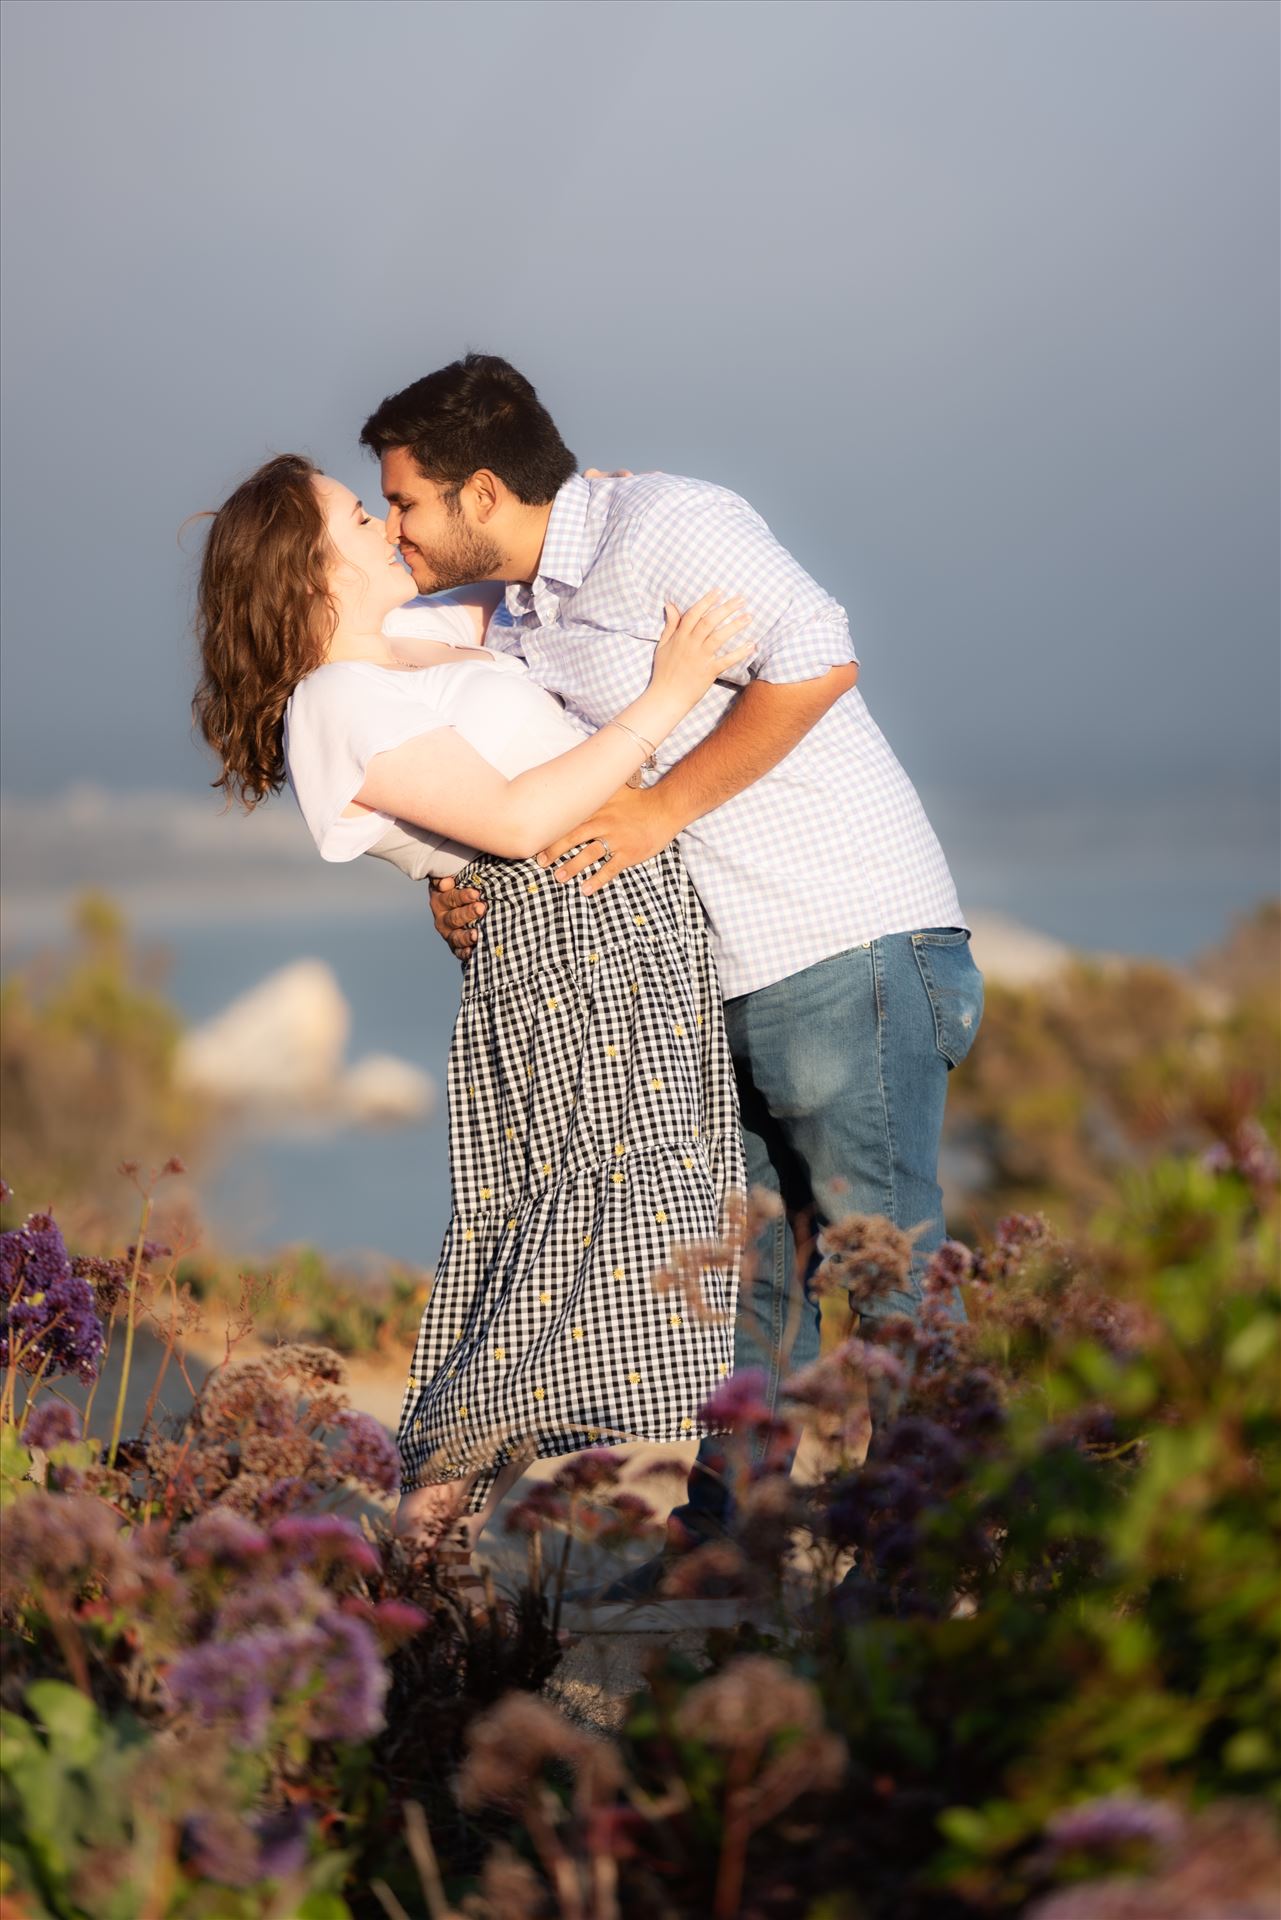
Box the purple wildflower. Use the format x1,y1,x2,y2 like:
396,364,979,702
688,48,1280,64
69,1253,133,1314
1,1213,104,1383
329,1409,400,1494
306,1610,387,1739
254,1477,310,1522
552,1447,627,1494
252,1806,312,1880
179,1508,271,1569
183,1811,259,1888
169,1605,387,1747
1044,1794,1184,1859
699,1366,772,1428
504,1481,571,1535
924,1238,977,1295
168,1639,277,1746
1202,1119,1280,1204
185,1804,315,1889
0,1178,12,1206
357,1597,431,1643
269,1511,380,1576
215,1570,323,1638
1,1490,141,1601
22,1402,82,1451
125,1238,173,1267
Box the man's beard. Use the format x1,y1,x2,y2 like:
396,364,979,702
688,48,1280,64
410,518,505,594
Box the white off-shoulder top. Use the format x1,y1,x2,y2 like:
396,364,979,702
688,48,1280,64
283,600,586,880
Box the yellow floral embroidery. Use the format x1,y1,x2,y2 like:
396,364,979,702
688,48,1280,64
655,1209,668,1224
572,1327,584,1340
589,951,599,964
628,1370,641,1385
495,944,504,956
541,1162,552,1175
633,914,646,926
651,1077,663,1091
495,1348,506,1361
467,1085,476,1097
612,1173,624,1186
684,1158,694,1170
547,998,558,1011
718,1363,728,1377
507,1218,517,1230
459,1407,469,1419
539,1290,551,1305
587,1427,599,1440
606,1044,617,1058
674,1024,685,1036
582,1234,592,1248
526,883,538,894
463,1229,474,1241
481,1187,492,1199
612,1266,625,1280
681,1417,693,1431
669,1314,682,1329
506,1127,514,1140
533,1386,546,1400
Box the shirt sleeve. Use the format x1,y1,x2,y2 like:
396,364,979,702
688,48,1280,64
625,485,858,684
283,668,453,863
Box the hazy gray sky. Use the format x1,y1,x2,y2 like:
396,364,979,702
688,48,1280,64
1,0,1277,954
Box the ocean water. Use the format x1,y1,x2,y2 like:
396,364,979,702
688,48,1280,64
166,909,461,1268
9,780,1277,1268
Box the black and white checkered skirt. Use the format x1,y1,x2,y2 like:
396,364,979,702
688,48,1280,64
397,844,743,1509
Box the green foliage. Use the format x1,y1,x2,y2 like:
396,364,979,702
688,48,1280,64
0,895,205,1241
0,1680,356,1920
178,1245,429,1357
949,901,1281,1227
611,1156,1280,1916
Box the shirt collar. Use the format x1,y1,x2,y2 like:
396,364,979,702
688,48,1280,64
505,473,592,621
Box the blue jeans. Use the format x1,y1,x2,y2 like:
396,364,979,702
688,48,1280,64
673,928,983,1538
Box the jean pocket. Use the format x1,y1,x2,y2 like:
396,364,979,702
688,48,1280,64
911,930,984,1069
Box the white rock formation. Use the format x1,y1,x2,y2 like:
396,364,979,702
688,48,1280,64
339,1053,436,1126
966,912,1077,988
177,960,434,1127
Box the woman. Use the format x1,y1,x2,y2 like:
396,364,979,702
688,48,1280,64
193,453,749,1548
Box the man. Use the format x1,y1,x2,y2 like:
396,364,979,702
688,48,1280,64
361,352,983,1585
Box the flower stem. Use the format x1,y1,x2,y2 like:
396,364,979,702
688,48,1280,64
107,1195,151,1471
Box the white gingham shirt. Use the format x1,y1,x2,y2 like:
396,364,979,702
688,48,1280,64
488,472,964,1000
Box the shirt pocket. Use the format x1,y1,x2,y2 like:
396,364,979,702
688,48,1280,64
910,930,984,1070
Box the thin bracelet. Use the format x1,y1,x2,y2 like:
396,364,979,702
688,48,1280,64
607,718,659,770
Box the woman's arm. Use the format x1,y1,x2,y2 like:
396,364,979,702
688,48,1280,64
354,594,752,861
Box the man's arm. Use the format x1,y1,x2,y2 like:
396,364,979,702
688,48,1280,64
538,662,856,892
430,480,857,945
431,665,855,948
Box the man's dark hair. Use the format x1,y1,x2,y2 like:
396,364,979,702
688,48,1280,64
360,353,577,505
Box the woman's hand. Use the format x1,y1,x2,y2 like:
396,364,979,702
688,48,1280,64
646,592,754,709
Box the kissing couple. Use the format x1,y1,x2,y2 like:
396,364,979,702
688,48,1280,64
193,353,982,1598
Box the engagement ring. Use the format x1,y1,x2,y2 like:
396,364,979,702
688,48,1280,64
599,839,613,861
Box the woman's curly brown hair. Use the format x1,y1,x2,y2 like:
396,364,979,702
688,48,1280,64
192,453,336,808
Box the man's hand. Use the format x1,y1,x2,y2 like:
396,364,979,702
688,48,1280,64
537,785,680,895
429,874,486,962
